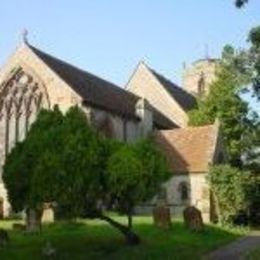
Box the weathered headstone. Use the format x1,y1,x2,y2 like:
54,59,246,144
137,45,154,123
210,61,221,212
153,206,171,229
183,206,204,232
0,229,9,248
153,187,171,229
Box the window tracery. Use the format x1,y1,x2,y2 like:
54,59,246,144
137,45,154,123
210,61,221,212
0,66,50,157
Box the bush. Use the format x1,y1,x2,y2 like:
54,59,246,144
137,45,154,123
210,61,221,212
208,164,253,225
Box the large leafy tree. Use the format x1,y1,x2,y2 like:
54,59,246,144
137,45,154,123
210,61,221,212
248,26,260,99
208,164,252,224
3,106,64,231
235,0,248,8
107,138,169,231
189,45,259,167
3,106,169,244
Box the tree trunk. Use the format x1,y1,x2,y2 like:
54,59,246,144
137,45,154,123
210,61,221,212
127,203,133,230
25,208,43,233
98,214,140,245
128,213,132,230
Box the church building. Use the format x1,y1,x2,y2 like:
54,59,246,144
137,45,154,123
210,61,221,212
0,40,224,222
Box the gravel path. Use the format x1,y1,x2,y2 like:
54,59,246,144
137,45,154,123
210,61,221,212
205,231,260,260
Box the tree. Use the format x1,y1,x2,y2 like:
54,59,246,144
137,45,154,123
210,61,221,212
235,0,248,8
107,146,144,230
3,106,64,232
107,138,169,231
209,164,252,224
189,45,259,167
248,26,260,99
3,106,169,244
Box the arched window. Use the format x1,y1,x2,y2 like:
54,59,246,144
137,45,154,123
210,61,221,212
0,67,50,156
178,182,189,201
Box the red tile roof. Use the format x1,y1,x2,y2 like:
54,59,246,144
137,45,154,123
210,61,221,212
155,124,219,173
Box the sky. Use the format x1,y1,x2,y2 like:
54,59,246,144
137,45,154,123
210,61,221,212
0,0,259,112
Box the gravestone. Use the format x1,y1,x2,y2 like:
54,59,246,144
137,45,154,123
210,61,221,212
153,188,171,229
183,206,203,232
153,206,171,229
0,229,9,248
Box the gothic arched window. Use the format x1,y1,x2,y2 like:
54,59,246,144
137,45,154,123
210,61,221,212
0,66,50,156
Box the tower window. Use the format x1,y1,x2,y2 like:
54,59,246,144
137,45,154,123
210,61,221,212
198,72,205,97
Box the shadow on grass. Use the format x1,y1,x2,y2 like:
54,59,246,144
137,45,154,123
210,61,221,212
0,218,244,260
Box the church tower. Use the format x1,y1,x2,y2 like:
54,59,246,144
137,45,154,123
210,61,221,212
182,58,218,97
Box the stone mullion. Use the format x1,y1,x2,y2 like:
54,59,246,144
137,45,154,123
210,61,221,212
35,93,43,112
15,113,21,144
15,96,23,143
24,95,32,135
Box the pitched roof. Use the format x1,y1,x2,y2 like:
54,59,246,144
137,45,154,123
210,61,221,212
150,105,179,129
29,45,139,120
28,45,176,128
155,124,219,173
149,67,197,111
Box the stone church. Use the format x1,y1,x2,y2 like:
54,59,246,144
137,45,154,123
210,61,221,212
0,40,225,222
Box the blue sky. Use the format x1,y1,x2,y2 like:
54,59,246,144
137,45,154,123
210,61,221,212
0,0,259,112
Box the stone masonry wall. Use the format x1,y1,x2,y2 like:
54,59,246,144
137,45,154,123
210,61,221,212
135,173,211,223
183,59,218,97
127,63,188,127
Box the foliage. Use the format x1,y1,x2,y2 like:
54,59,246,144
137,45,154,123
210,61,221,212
107,146,144,213
134,138,170,199
188,52,258,166
235,0,248,8
246,247,260,260
0,217,245,260
3,106,64,212
208,164,253,224
53,107,101,219
248,26,260,99
3,106,169,243
107,138,170,227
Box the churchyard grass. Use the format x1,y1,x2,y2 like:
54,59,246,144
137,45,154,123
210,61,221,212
0,216,246,260
246,248,260,260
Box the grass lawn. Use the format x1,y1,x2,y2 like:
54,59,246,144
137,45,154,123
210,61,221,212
246,247,260,260
0,216,246,260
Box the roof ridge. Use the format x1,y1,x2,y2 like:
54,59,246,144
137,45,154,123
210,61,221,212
147,65,191,94
28,44,139,99
158,123,215,133
145,65,197,111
